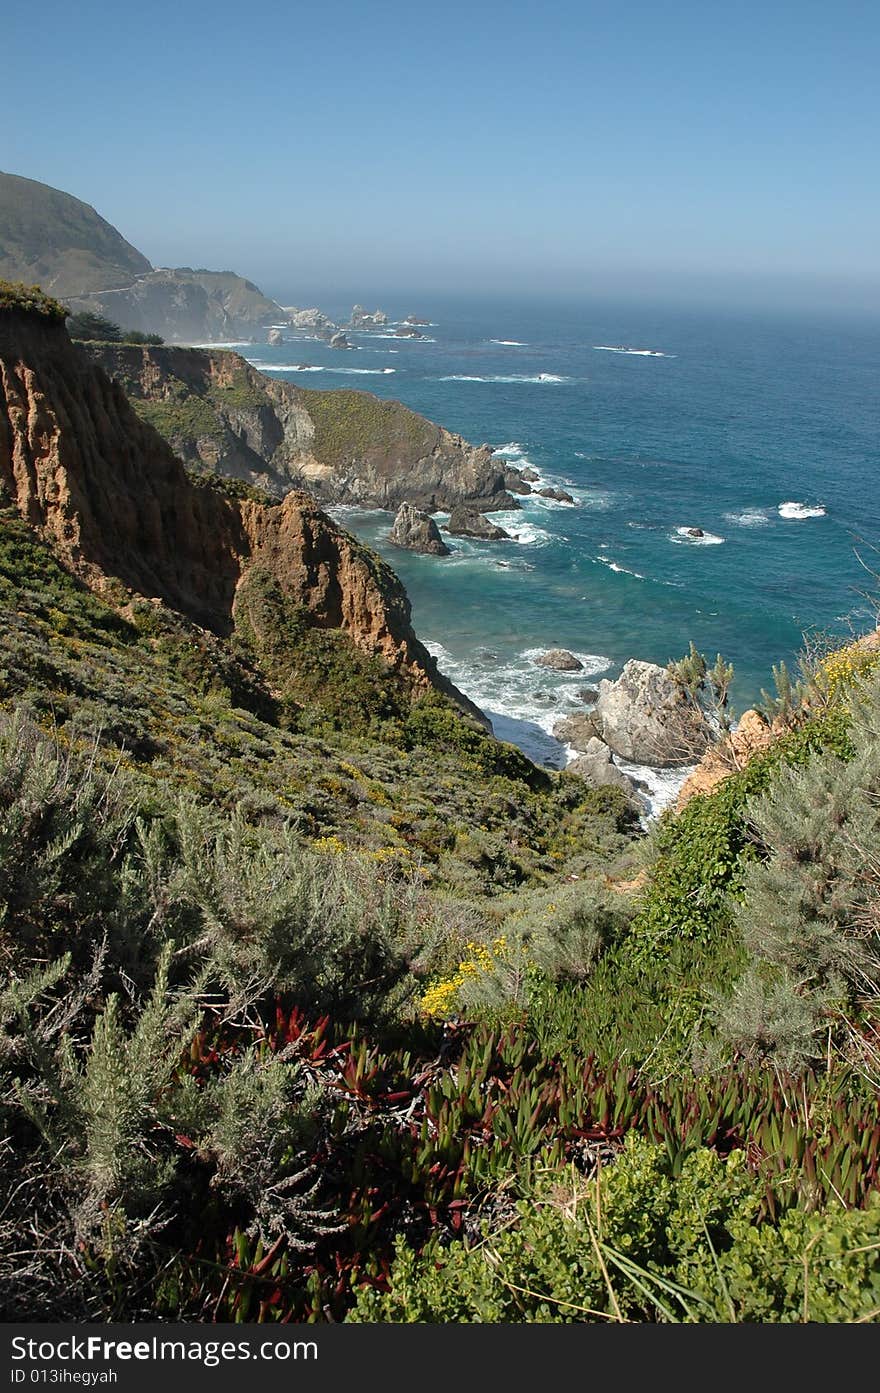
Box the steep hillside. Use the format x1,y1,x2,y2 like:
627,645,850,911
0,170,150,295
86,341,525,510
0,292,475,706
71,267,286,342
0,172,286,340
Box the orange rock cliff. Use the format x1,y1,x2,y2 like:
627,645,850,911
0,302,483,719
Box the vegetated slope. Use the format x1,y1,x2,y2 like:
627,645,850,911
0,170,151,295
2,285,880,1325
85,341,523,510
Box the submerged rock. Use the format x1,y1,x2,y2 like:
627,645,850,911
389,502,450,556
578,687,599,705
590,660,713,767
535,649,583,672
446,506,510,540
685,526,705,538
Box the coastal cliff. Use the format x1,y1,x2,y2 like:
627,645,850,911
0,297,480,714
85,341,524,511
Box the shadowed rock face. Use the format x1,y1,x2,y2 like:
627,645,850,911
0,306,484,721
85,343,527,514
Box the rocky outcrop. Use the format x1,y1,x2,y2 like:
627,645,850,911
0,304,483,721
590,660,713,767
567,738,642,799
553,712,597,748
535,649,583,672
348,305,388,330
395,326,423,338
267,328,284,346
504,469,533,496
538,485,574,503
283,307,339,333
389,503,449,556
403,315,430,326
329,331,351,350
85,343,526,513
675,709,772,812
446,506,510,540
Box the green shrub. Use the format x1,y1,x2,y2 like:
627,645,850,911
351,1138,880,1323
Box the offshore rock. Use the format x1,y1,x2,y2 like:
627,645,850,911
538,485,574,503
349,305,389,330
389,502,450,556
284,307,339,333
535,649,583,672
446,506,510,540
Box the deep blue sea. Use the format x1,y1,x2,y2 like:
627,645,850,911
225,297,880,792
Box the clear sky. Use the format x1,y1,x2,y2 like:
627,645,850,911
3,0,880,308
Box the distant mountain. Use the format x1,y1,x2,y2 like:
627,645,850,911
0,171,286,341
0,170,151,295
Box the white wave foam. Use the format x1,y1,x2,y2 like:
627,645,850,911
593,346,675,358
614,759,693,817
672,526,725,546
439,373,568,385
724,508,770,527
778,501,827,520
493,442,527,458
483,512,553,546
595,555,645,579
489,339,528,346
190,341,250,349
246,362,395,375
355,332,436,341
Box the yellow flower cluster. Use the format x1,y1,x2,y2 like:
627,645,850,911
821,642,880,700
312,833,347,855
419,936,508,1019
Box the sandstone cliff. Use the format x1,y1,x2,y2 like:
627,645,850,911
0,301,481,716
85,342,524,512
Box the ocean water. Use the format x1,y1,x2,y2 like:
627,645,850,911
238,297,880,785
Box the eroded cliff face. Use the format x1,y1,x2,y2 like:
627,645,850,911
85,343,524,512
0,308,481,713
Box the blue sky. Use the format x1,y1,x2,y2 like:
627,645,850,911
3,0,879,306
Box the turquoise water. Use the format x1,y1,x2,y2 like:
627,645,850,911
241,297,880,773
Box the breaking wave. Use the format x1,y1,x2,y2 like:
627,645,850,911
778,501,827,520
